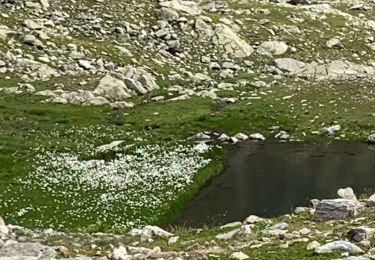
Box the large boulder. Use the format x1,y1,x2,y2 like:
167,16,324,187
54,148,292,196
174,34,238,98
93,74,131,100
213,24,254,58
312,199,358,222
315,240,363,255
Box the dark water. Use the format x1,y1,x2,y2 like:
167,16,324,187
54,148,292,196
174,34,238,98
172,141,375,227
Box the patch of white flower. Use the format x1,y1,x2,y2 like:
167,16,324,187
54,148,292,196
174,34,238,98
3,143,212,229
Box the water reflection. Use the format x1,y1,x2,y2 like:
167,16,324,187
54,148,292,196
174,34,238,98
172,141,375,227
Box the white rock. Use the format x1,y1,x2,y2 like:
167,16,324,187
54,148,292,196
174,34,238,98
326,38,343,49
230,252,249,260
368,134,375,144
234,133,249,141
244,215,265,224
78,60,91,70
249,133,266,141
337,187,360,206
111,246,127,260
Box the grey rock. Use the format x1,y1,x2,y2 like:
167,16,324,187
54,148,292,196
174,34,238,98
257,41,288,56
274,58,305,73
213,24,254,58
0,242,56,258
312,199,358,222
315,240,363,254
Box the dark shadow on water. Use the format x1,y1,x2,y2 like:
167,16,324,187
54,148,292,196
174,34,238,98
172,141,375,227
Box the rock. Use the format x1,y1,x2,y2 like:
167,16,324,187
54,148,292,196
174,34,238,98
216,225,251,240
230,252,249,260
315,240,363,255
244,215,266,224
294,207,309,214
307,241,321,251
93,74,131,100
262,222,288,236
111,245,127,260
0,217,5,226
0,242,56,258
159,0,202,15
40,0,49,8
295,60,375,81
24,19,43,30
249,133,266,141
320,124,341,136
216,228,241,240
367,193,375,206
234,133,248,141
220,222,242,229
257,41,289,56
368,134,375,144
125,78,148,95
156,7,180,21
78,60,91,70
347,227,375,242
274,58,306,73
213,24,254,58
326,38,343,49
0,225,9,235
312,199,358,222
218,133,231,142
341,257,371,260
337,187,360,206
128,225,173,239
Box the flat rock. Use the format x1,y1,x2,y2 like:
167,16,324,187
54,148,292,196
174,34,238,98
315,240,363,254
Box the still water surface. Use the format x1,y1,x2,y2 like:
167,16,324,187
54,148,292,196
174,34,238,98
173,141,375,227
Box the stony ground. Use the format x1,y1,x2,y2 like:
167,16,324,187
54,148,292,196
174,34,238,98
2,0,375,259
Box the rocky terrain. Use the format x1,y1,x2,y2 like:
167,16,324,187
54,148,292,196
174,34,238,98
2,0,375,259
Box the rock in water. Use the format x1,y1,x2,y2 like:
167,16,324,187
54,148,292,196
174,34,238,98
312,199,358,222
